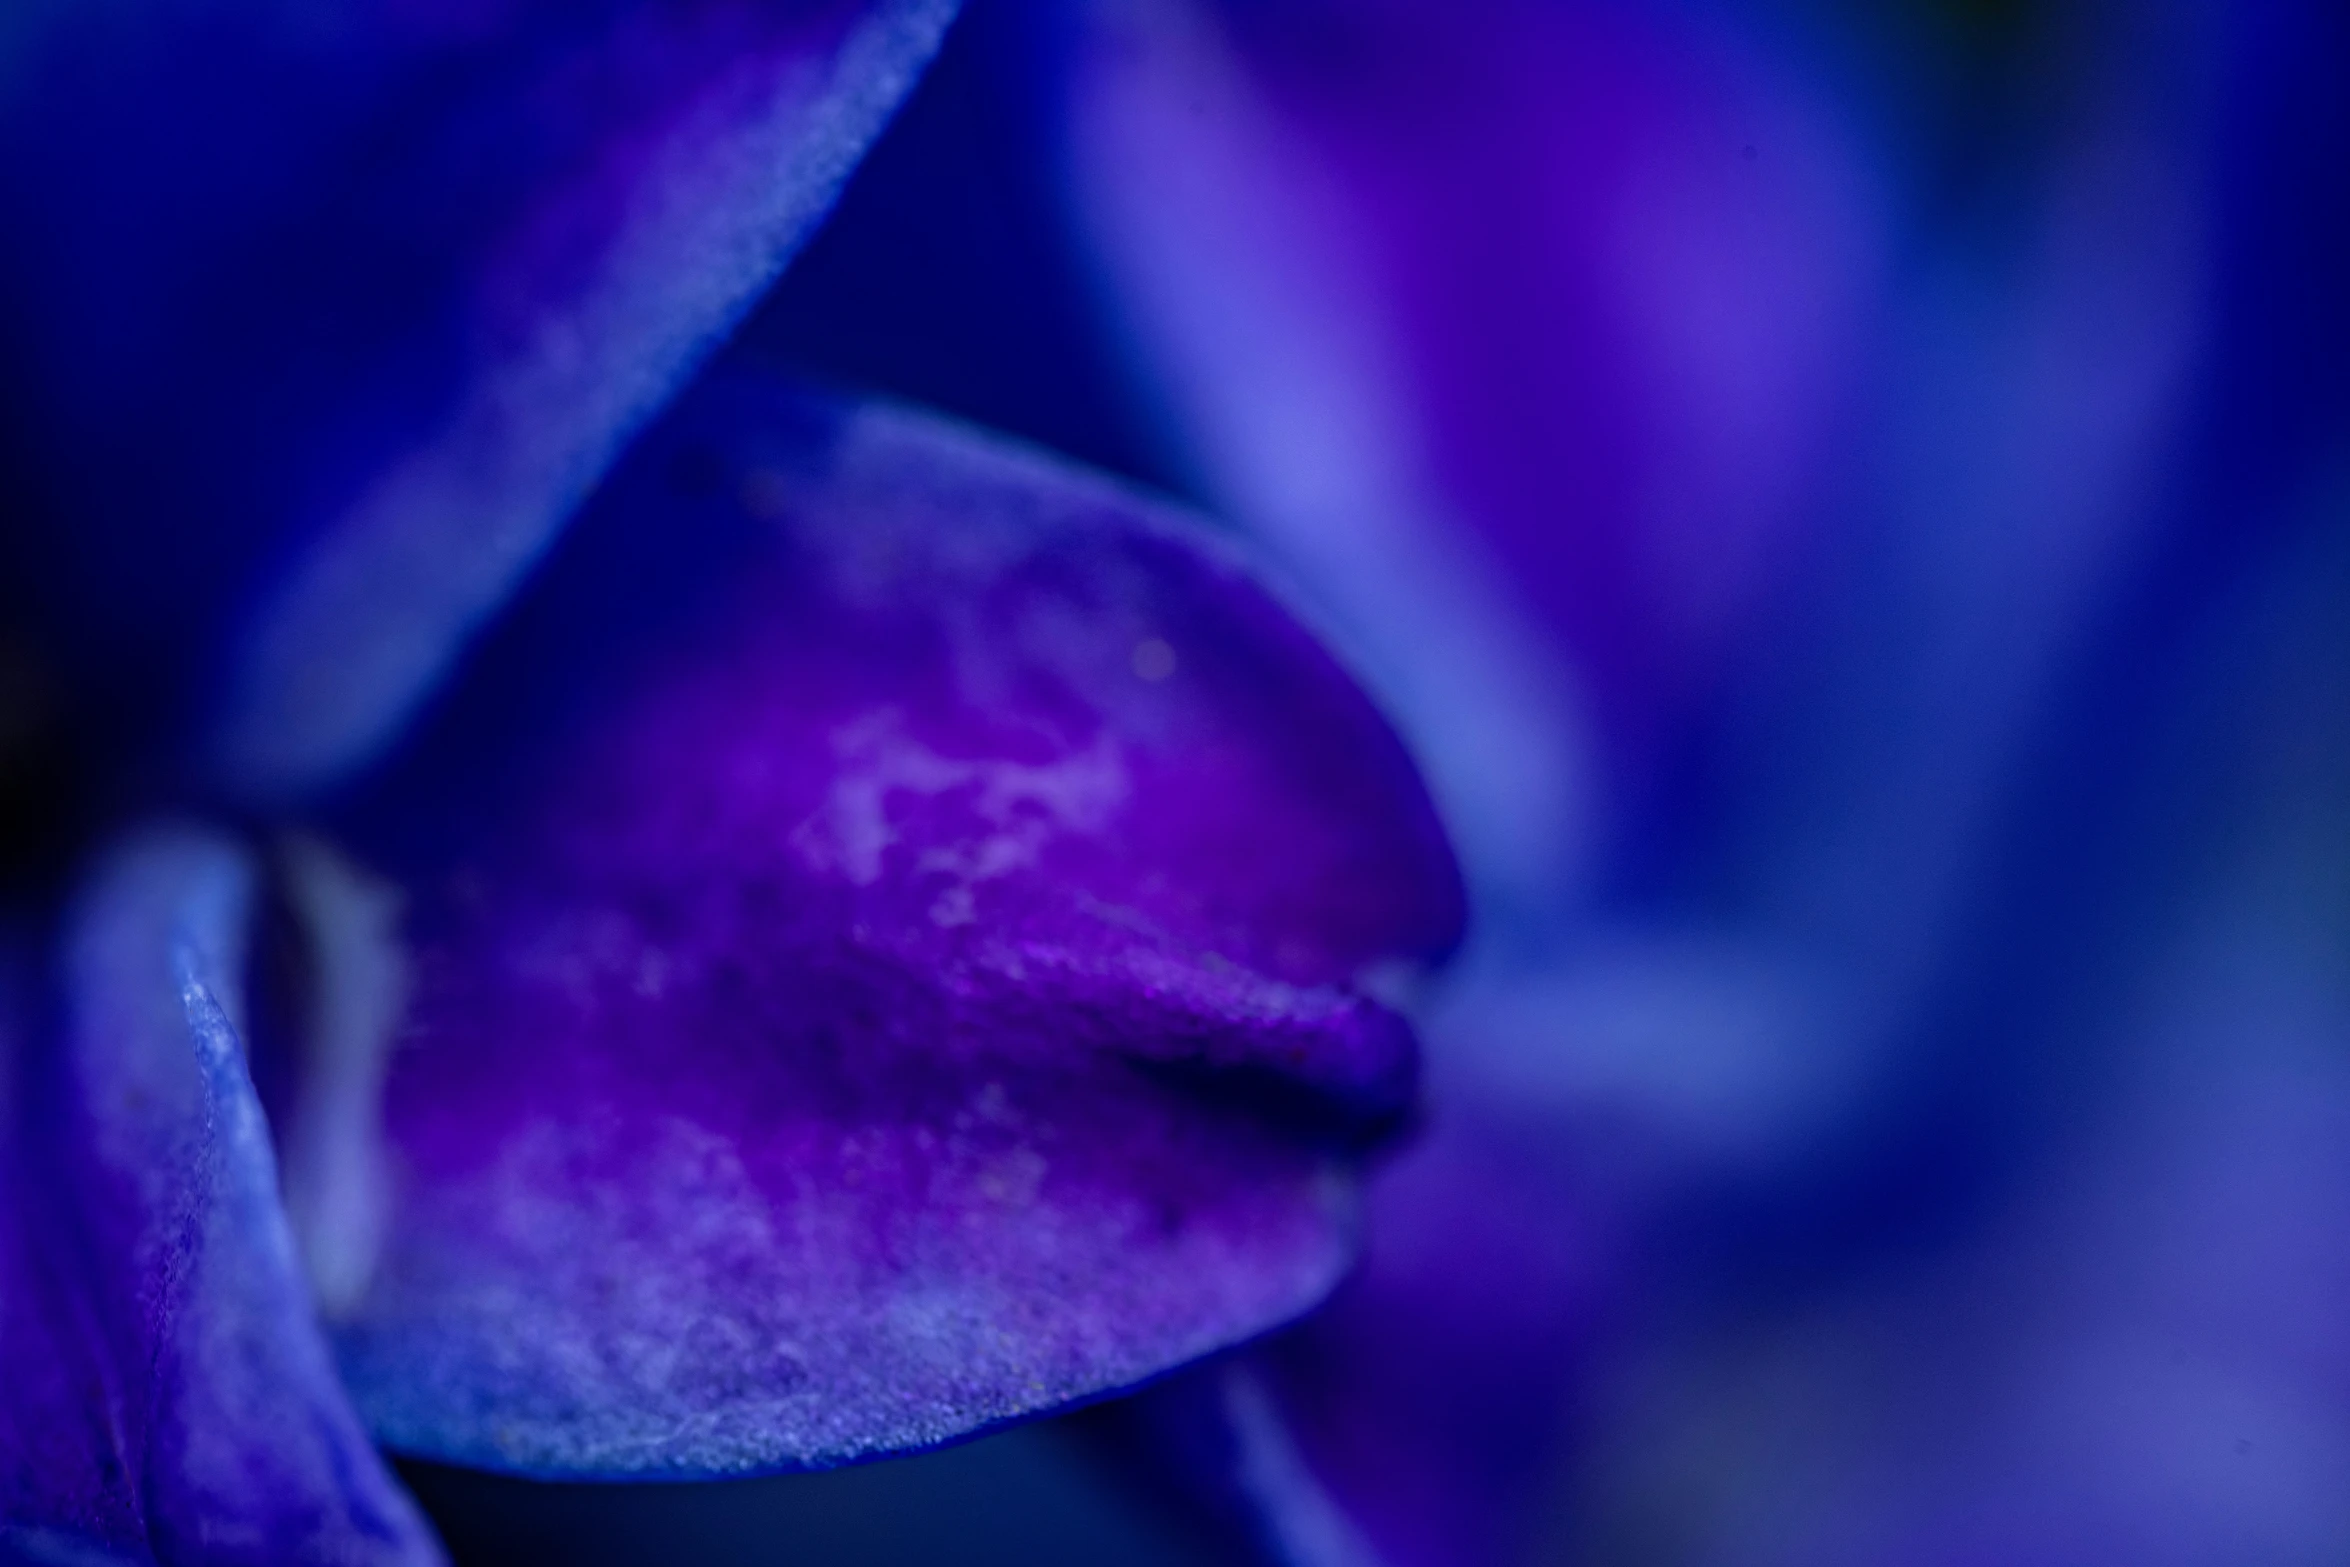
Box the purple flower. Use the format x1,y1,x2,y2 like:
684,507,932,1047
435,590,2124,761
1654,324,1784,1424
0,5,1466,1561
9,0,2348,1561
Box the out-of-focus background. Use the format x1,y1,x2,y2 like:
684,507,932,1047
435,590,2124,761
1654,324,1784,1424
404,0,2349,1560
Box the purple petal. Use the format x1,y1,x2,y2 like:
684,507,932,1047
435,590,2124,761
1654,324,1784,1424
1076,1357,1384,1567
277,369,1463,1477
1061,0,1884,881
0,0,956,798
1243,1116,1615,1566
1082,1079,1621,1567
0,831,440,1565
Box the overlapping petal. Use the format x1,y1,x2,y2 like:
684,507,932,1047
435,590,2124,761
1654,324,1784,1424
0,832,440,1565
0,0,957,800
255,368,1461,1478
1040,0,2350,1562
1560,506,2350,1567
1063,0,1883,894
1083,1098,1617,1567
1049,0,2350,1561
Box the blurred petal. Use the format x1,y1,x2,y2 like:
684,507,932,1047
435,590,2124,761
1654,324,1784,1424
275,368,1462,1478
0,0,957,797
1058,1,2341,1563
733,0,1173,493
1086,1091,1619,1567
1079,1359,1384,1567
0,831,440,1565
1557,498,2350,1567
1062,0,1884,896
1238,1107,1616,1567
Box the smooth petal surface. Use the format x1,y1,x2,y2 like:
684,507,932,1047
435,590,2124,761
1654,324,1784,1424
1054,1,2343,1563
0,831,440,1565
0,0,955,799
282,368,1463,1478
1554,511,2350,1567
1063,0,1883,894
1058,0,2350,1559
1082,1093,1617,1567
1208,1109,1613,1567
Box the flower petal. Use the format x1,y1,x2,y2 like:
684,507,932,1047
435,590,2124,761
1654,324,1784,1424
1080,1075,1620,1567
1060,2,2350,1560
0,831,441,1565
281,368,1463,1478
0,0,957,798
1061,0,1885,892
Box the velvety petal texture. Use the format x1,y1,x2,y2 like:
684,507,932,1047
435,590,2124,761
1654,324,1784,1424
276,368,1463,1478
0,0,956,799
0,831,441,1565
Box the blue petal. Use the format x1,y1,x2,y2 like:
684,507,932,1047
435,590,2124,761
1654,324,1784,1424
1060,0,1888,902
1079,1091,1616,1567
0,831,440,1565
1060,2,2350,1562
0,0,957,799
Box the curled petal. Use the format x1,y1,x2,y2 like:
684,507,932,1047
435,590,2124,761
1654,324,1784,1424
282,369,1464,1477
0,832,440,1565
0,0,957,797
